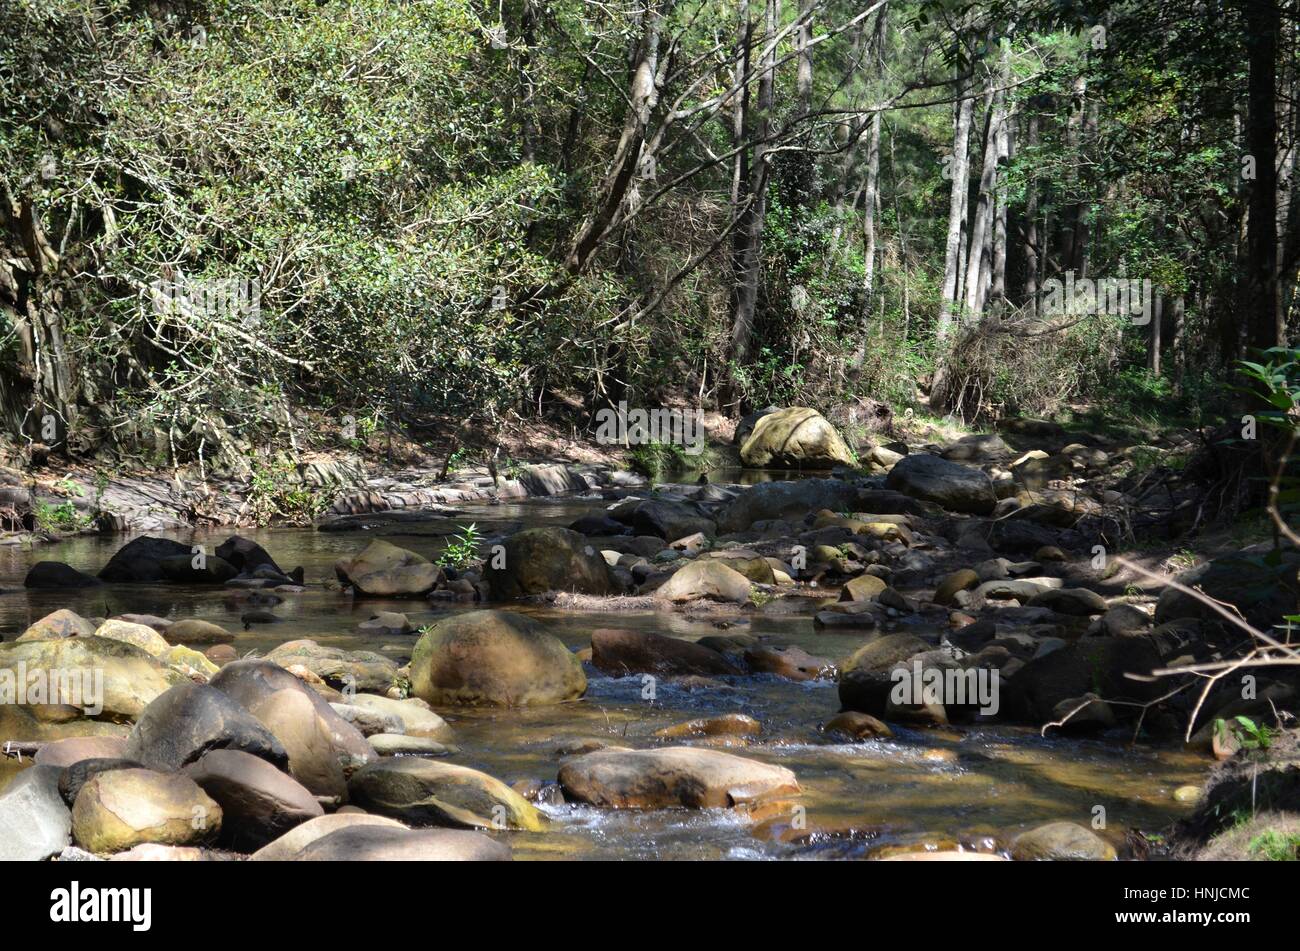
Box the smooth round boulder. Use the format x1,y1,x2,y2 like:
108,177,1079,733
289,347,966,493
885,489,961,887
1011,821,1117,861
558,747,800,809
335,540,443,596
885,453,996,515
653,560,752,604
0,636,182,721
208,660,376,799
409,610,586,707
348,758,545,831
738,407,856,469
71,768,221,854
346,694,452,740
24,562,102,589
590,628,741,677
164,619,235,645
16,608,96,642
291,825,510,861
484,527,617,599
93,619,170,657
125,682,288,772
183,749,324,851
97,536,200,583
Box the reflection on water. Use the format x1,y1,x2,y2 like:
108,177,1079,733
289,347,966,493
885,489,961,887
0,498,1208,860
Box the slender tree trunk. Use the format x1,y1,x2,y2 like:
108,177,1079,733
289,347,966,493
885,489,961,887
1023,108,1040,315
1243,0,1282,351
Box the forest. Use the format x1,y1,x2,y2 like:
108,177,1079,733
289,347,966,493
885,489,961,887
0,0,1299,874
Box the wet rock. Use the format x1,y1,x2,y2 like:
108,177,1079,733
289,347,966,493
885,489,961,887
743,645,831,681
368,734,456,756
209,660,376,799
843,634,931,674
215,535,289,576
738,407,855,468
347,694,452,740
653,560,752,604
654,713,762,739
165,618,236,645
934,569,979,605
885,454,996,515
0,765,71,860
559,747,800,809
484,526,617,599
183,749,324,851
97,536,196,582
290,824,510,861
348,758,545,830
716,479,864,533
1048,693,1117,732
335,540,443,596
590,628,741,677
125,682,289,772
410,610,585,707
839,574,887,602
71,768,221,854
356,611,413,636
569,513,630,536
1011,821,1116,861
24,561,102,589
159,554,239,584
615,499,717,541
16,608,96,642
1005,637,1163,723
823,711,892,740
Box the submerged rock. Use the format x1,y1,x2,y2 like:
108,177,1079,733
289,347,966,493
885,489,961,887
348,757,545,830
590,628,741,677
1011,821,1116,861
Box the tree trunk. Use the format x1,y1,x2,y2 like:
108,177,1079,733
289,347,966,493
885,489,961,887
1243,0,1282,351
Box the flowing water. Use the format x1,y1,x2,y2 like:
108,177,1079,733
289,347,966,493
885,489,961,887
0,493,1208,860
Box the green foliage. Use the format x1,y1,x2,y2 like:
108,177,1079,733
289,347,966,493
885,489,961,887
1247,828,1300,861
438,523,481,569
246,456,327,526
32,499,87,533
628,441,693,482
1214,715,1277,753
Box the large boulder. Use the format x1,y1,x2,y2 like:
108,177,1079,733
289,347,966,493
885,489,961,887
613,500,717,541
590,628,741,677
92,619,170,657
652,560,753,604
1155,550,1300,631
739,407,856,469
164,619,235,646
334,540,442,596
558,747,800,809
24,562,102,589
208,660,375,799
34,736,129,769
346,694,453,740
124,683,289,772
0,636,183,723
348,758,545,830
716,479,864,533
71,769,221,853
183,749,324,851
409,610,586,707
0,765,72,860
484,527,617,599
215,535,288,575
1011,821,1116,861
886,453,995,515
98,536,201,583
290,825,510,861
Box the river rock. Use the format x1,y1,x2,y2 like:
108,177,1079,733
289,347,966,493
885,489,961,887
0,636,183,722
934,569,980,605
348,758,545,830
356,611,413,636
165,619,236,645
159,554,238,584
334,540,443,596
58,758,145,806
1096,603,1151,637
183,749,324,851
484,526,617,599
34,736,129,769
264,639,400,693
368,734,456,756
590,628,741,677
0,765,71,860
291,825,510,861
1005,637,1163,723
744,645,830,681
738,407,856,469
71,768,221,854
249,813,407,860
1011,821,1116,861
409,610,585,706
209,660,375,799
615,499,717,540
824,711,892,740
24,561,102,589
124,682,289,771
97,536,195,582
1026,587,1107,616
16,608,96,642
559,747,800,809
653,560,752,603
215,535,289,576
885,454,996,515
93,619,170,657
653,714,762,739
346,694,452,740
715,478,866,533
